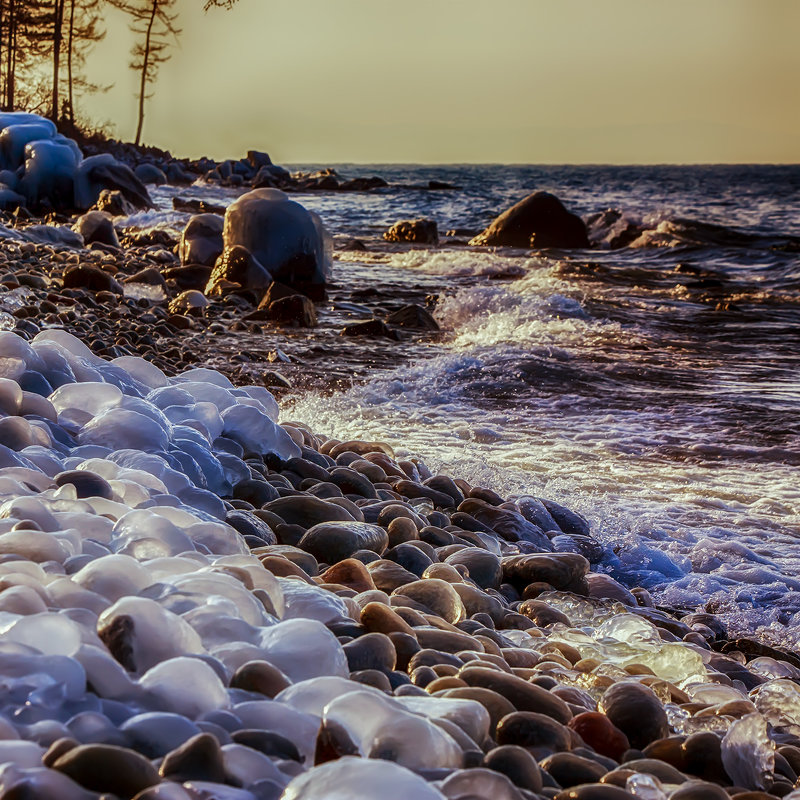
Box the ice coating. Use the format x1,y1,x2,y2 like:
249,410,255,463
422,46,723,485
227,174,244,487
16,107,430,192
0,112,150,211
0,325,797,797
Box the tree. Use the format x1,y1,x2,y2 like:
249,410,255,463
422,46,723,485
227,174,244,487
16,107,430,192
63,0,107,125
112,0,181,145
203,0,239,9
2,0,52,111
50,0,65,119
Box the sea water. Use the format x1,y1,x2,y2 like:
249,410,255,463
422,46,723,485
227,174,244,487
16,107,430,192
138,164,800,648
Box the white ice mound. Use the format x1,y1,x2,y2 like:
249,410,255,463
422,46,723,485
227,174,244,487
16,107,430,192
0,112,151,211
223,188,332,291
259,618,349,682
323,689,464,769
139,656,230,718
280,756,447,800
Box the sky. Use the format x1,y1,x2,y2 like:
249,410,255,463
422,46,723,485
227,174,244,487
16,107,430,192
81,0,800,164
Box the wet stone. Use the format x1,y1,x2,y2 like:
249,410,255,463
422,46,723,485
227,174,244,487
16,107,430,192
599,683,668,751
542,752,609,787
52,743,161,799
343,632,397,673
484,744,544,793
230,659,291,698
496,711,573,756
159,732,225,783
568,712,631,762
298,521,389,562
459,666,573,723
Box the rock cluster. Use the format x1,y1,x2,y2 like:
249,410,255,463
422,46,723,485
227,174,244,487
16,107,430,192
0,329,794,800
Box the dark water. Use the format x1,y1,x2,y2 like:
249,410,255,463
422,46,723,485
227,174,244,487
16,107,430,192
151,164,800,647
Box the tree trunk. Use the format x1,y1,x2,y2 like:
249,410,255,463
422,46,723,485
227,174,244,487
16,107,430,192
51,0,65,120
0,2,5,110
134,0,158,146
6,0,15,110
66,0,75,123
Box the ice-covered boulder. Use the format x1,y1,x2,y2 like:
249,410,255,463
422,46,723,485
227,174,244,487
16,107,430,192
0,120,58,168
135,162,167,185
180,213,224,266
73,211,120,248
74,154,152,211
281,756,447,800
18,139,81,209
223,189,331,299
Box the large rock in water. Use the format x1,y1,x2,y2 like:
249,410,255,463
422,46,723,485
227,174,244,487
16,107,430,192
470,191,589,249
223,188,331,299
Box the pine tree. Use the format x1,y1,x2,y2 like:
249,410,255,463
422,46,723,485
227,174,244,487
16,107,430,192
112,0,181,145
3,0,52,111
63,0,107,125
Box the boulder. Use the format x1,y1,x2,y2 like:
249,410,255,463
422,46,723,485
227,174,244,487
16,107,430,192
135,163,168,186
340,319,400,340
73,211,120,248
384,218,438,245
223,188,331,298
252,164,291,187
205,244,271,298
470,191,589,249
18,139,80,209
165,162,195,185
267,294,317,327
179,213,224,266
95,189,136,217
168,290,208,316
63,265,123,295
247,150,273,169
386,304,439,330
74,154,152,211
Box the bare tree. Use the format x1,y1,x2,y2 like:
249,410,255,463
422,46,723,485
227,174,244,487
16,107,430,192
112,0,180,145
50,0,65,119
3,0,51,111
64,0,107,125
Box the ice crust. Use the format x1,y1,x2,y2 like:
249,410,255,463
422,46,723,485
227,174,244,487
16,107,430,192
0,112,148,211
0,327,796,798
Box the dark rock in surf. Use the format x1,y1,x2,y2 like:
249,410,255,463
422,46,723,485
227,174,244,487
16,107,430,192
470,191,589,249
340,319,400,340
266,294,318,327
135,163,168,186
205,244,271,298
384,218,439,245
386,304,440,330
94,189,136,217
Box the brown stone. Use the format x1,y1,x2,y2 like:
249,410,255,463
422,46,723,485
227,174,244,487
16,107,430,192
318,558,375,593
360,602,416,636
230,659,291,698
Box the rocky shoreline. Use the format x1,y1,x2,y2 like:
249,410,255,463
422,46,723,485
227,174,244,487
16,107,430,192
0,323,796,800
0,124,798,800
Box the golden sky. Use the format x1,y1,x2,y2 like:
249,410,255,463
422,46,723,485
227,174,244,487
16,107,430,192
82,0,800,163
